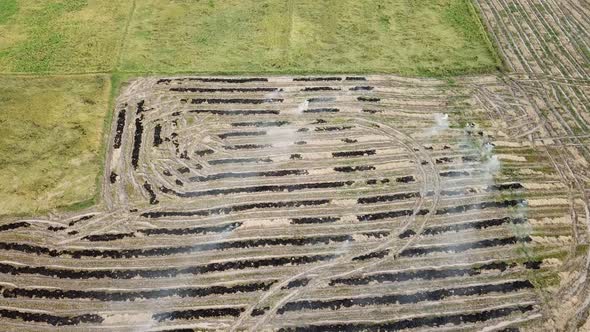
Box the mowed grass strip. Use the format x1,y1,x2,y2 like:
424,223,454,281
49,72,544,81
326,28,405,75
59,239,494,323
120,0,500,75
0,75,110,216
0,0,133,73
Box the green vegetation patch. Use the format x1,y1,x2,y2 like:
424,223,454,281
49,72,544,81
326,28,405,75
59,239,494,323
0,0,133,73
120,0,500,76
0,0,18,24
0,75,110,216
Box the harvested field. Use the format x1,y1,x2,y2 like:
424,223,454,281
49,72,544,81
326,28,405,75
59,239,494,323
0,75,111,216
472,1,590,329
0,71,588,331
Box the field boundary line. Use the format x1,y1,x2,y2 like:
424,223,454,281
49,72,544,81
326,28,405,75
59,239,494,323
0,72,112,77
285,0,295,65
115,0,137,71
469,0,506,72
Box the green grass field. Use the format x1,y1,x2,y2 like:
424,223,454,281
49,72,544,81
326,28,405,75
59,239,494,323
0,75,110,216
0,0,501,217
0,0,132,72
121,0,499,75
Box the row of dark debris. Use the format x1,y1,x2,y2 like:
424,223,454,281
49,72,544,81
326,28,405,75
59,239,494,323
421,217,526,235
0,254,336,279
435,199,526,215
350,86,373,91
315,126,353,132
352,250,389,261
131,115,144,169
334,165,376,173
278,280,533,313
291,217,340,224
1,234,351,258
195,148,214,156
277,305,533,331
0,281,275,302
109,172,118,184
208,157,272,165
366,178,390,185
218,131,266,139
161,180,354,198
0,222,30,233
308,97,336,102
281,278,310,290
357,96,380,102
363,231,390,238
142,199,330,218
303,108,339,113
157,76,365,85
231,120,289,127
303,87,340,91
347,236,533,261
224,143,272,150
332,149,375,157
160,175,417,199
68,214,94,227
137,222,241,237
170,85,372,93
143,182,159,205
112,108,126,149
153,307,244,322
0,309,102,326
191,109,280,115
330,260,542,286
171,87,279,92
294,77,365,81
189,169,307,182
153,124,163,146
158,78,268,84
357,192,419,204
358,208,428,222
190,98,283,104
400,236,532,257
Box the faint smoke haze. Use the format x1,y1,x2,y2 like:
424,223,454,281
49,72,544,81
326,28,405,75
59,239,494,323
296,99,309,114
426,113,449,137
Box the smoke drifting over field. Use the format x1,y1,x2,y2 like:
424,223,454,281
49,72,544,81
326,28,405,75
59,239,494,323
0,72,585,330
